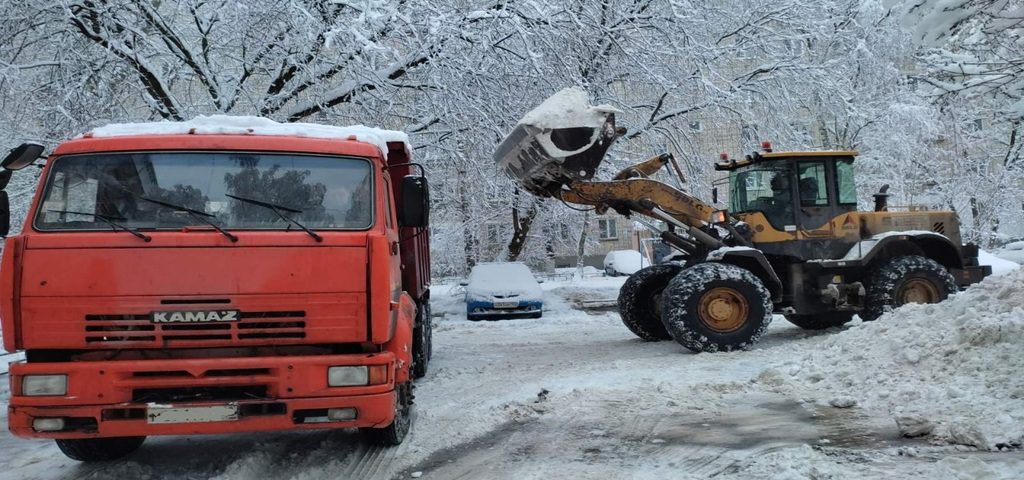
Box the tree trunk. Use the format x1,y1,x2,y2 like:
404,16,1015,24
576,212,590,273
507,201,538,261
458,169,475,273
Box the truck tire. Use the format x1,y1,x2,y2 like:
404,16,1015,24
862,255,957,321
55,436,146,462
412,302,431,379
361,382,412,446
617,263,683,341
784,312,854,330
660,263,773,352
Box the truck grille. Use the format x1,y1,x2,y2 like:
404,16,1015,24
84,311,306,345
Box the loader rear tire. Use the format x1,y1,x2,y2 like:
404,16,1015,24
862,255,957,321
361,382,412,446
660,263,773,352
617,263,683,341
784,312,854,330
55,436,146,462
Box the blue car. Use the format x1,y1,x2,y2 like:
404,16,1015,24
462,262,544,320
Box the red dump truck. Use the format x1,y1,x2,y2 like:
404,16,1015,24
0,116,432,461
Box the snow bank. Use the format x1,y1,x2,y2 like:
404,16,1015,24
83,115,409,159
603,250,645,275
979,249,1020,277
761,269,1024,450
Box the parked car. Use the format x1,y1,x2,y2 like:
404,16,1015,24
603,250,646,276
462,262,543,320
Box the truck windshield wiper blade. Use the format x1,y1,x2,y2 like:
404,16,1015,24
48,209,151,242
225,194,322,242
135,196,238,243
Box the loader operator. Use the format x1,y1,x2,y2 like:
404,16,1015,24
749,170,794,228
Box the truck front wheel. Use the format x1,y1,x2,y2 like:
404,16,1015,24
617,263,682,341
361,382,412,446
862,255,957,321
55,436,146,462
660,263,773,352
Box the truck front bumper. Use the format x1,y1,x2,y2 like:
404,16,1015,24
8,353,397,439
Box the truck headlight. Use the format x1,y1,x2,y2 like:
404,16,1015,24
328,366,368,387
22,375,68,396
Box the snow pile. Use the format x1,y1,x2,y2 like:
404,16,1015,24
83,115,409,159
762,269,1024,450
518,87,619,131
979,249,1020,276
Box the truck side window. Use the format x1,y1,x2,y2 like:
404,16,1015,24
382,177,395,229
835,157,857,205
797,161,828,206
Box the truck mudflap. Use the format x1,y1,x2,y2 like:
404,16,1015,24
8,353,398,439
494,87,621,197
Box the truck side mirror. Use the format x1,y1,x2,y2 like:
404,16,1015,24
399,176,429,228
712,187,719,204
1,142,44,171
0,191,10,237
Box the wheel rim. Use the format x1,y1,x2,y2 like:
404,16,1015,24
898,278,940,305
697,287,749,333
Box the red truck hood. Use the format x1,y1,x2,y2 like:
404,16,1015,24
16,242,370,349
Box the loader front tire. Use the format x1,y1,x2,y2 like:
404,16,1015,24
784,312,854,330
660,263,773,352
55,436,146,462
862,255,957,321
617,263,683,341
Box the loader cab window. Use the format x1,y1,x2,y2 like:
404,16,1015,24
835,157,857,205
728,163,794,230
797,161,829,206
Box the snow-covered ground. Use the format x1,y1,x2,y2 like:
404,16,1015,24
1,263,1022,479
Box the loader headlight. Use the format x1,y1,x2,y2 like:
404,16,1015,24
22,375,68,396
710,210,728,224
328,366,369,387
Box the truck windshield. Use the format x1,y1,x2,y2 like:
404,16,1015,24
35,151,374,231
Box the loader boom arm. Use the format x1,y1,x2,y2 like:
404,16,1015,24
558,178,716,230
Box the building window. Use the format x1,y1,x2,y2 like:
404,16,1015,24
598,219,617,240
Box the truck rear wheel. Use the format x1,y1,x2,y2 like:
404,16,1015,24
617,263,682,341
361,382,412,446
55,436,146,462
784,312,854,330
412,302,432,379
660,263,773,352
862,255,957,321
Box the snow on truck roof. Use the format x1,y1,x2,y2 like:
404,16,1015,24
80,115,410,158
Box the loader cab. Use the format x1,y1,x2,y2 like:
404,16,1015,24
716,148,859,235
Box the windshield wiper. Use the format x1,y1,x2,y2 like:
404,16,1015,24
225,194,322,242
135,196,238,242
48,209,151,242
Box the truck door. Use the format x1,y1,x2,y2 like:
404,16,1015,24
381,176,402,300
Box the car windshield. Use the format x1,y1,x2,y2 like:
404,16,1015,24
35,151,374,231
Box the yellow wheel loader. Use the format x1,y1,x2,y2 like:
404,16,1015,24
495,89,991,352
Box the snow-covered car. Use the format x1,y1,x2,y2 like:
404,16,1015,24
995,241,1024,264
602,250,646,276
462,262,544,320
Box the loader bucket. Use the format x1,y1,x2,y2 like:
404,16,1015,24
494,88,621,197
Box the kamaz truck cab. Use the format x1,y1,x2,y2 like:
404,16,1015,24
0,117,432,461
